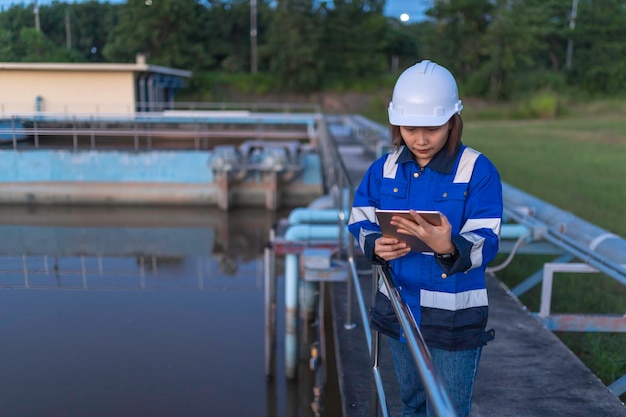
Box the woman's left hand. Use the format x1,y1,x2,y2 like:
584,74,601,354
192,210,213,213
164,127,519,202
390,210,456,254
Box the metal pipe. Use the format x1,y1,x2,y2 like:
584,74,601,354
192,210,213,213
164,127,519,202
499,224,530,240
284,224,341,241
287,208,348,225
505,207,626,285
503,183,626,264
285,253,299,379
283,222,343,379
609,374,626,397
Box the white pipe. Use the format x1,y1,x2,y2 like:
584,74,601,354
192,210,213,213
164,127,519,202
503,183,626,263
287,208,348,225
284,224,341,241
500,224,530,240
285,253,298,379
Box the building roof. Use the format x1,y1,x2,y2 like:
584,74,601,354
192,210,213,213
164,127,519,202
0,60,192,78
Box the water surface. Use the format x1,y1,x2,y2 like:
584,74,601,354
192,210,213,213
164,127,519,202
0,205,319,417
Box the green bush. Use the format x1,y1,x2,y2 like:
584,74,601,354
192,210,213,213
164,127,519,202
528,91,559,119
512,91,559,119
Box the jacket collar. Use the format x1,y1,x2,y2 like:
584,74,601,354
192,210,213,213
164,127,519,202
397,142,463,174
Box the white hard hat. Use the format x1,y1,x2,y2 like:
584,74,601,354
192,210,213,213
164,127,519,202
388,60,463,127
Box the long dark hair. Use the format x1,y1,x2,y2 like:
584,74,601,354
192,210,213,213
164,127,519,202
389,113,464,154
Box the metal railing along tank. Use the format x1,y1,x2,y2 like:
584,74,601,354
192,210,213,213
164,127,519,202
0,109,319,151
0,101,321,115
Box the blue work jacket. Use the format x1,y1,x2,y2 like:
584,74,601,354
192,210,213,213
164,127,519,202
348,143,503,350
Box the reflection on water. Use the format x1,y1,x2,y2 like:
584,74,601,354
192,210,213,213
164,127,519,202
0,205,320,417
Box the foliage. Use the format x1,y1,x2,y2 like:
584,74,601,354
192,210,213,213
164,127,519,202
103,0,212,69
529,92,559,119
384,19,419,70
264,0,323,91
424,0,494,80
566,0,626,93
320,0,388,84
514,91,560,119
1,0,626,95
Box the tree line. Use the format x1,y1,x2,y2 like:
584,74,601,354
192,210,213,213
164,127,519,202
1,0,625,99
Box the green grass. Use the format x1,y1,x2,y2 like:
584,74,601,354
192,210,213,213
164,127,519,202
462,107,626,400
464,115,626,236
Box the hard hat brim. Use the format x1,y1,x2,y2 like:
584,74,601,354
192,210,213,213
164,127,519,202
388,107,462,127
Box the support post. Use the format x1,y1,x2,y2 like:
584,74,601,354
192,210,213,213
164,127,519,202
215,171,231,211
264,243,277,378
265,171,279,211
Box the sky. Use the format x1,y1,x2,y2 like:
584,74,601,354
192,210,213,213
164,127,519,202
385,0,430,22
0,0,429,22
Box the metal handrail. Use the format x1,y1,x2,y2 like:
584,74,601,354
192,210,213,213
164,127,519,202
0,111,317,150
317,116,458,417
0,101,322,115
377,264,459,417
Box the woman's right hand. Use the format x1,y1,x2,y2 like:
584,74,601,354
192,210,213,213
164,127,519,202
374,237,411,261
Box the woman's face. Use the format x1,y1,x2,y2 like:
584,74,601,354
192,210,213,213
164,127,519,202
400,122,450,167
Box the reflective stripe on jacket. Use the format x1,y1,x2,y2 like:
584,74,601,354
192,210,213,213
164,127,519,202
348,143,503,350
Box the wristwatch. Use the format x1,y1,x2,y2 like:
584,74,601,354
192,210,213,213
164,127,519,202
435,248,457,260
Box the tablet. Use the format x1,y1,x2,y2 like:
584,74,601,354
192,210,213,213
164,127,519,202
375,209,442,252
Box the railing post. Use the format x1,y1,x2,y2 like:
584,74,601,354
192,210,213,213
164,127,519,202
138,256,146,289
133,121,139,150
343,231,357,331
344,267,356,329
81,256,88,289
72,115,78,150
147,115,152,150
370,330,389,417
22,254,30,289
90,115,96,149
11,115,17,149
196,258,204,290
264,238,277,378
540,264,555,318
34,117,39,148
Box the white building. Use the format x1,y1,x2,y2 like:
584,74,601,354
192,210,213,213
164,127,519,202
0,55,191,114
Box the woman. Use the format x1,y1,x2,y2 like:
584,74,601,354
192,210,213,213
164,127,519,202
348,60,503,417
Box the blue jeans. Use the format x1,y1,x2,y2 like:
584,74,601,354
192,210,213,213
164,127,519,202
387,336,482,417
